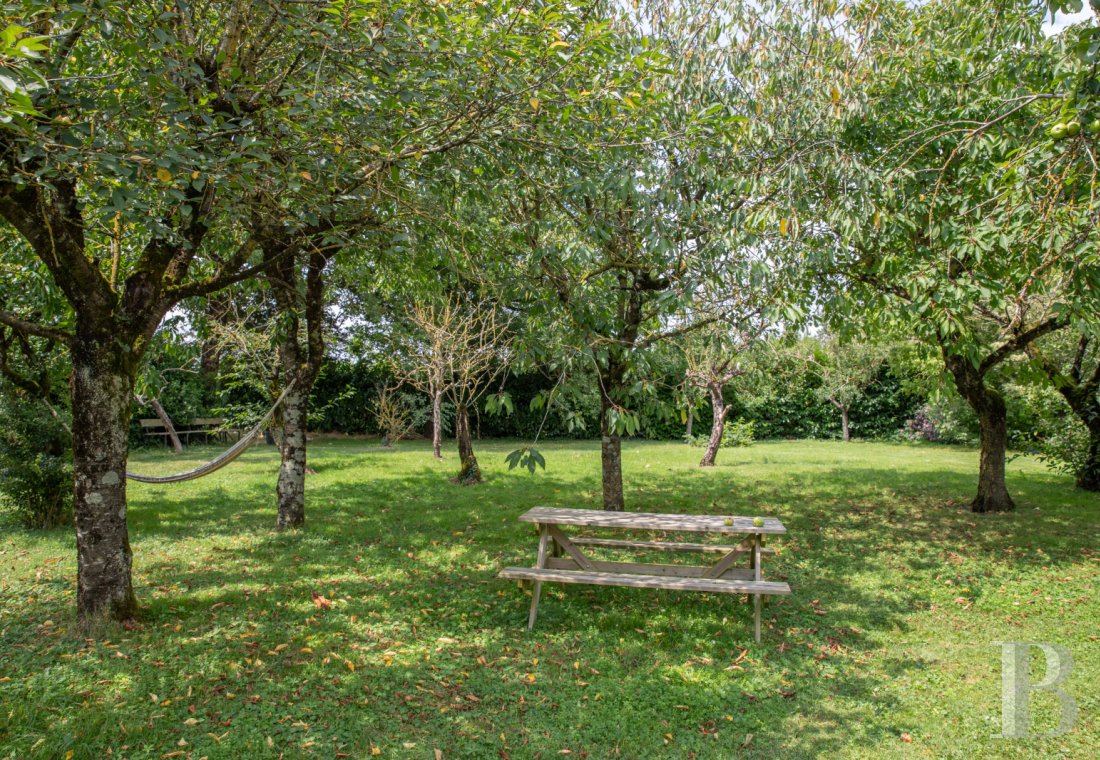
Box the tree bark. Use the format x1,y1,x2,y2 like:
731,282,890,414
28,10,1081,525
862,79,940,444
599,392,625,511
454,403,481,484
840,405,850,442
946,356,1014,512
275,379,307,529
1077,425,1100,492
71,325,138,621
431,389,443,459
685,407,693,440
263,237,330,530
699,384,729,467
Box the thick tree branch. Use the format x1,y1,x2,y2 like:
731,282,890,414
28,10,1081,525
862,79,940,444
0,310,74,346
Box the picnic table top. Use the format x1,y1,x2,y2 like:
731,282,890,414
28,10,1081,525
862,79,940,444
517,506,786,535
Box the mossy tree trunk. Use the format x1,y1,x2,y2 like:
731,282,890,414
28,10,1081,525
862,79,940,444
454,403,482,484
72,321,144,621
263,235,331,530
946,354,1014,512
599,388,625,511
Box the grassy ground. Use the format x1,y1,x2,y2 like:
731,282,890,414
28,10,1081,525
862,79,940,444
0,438,1097,759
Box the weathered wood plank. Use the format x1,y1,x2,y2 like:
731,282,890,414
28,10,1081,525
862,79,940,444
546,556,754,580
528,525,550,631
499,567,791,595
753,534,763,642
570,537,775,555
546,525,595,571
517,507,786,535
704,545,750,580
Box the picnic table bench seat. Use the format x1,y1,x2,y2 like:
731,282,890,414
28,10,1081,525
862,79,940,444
499,566,791,596
500,506,790,642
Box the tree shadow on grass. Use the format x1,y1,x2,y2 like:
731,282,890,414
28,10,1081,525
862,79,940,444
5,440,1096,757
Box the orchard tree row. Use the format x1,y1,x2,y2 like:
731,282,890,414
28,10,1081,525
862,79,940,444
1,0,1099,625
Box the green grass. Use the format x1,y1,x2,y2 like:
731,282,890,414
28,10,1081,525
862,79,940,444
1,439,1097,759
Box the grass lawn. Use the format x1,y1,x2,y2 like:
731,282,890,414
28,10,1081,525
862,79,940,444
1,438,1097,759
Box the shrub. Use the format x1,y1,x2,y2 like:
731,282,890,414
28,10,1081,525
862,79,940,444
721,418,755,447
899,397,978,445
0,393,73,529
1004,382,1090,478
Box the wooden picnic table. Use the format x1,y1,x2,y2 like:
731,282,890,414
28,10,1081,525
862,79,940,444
499,506,790,642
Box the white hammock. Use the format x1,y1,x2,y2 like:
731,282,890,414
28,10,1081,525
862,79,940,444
126,383,295,484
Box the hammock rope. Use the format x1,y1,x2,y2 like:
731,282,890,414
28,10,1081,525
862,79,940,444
126,382,296,484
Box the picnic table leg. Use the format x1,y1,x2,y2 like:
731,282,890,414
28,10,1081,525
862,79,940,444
752,532,762,643
528,523,550,631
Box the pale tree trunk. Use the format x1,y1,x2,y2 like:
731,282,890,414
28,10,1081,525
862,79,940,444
264,238,329,530
599,392,625,511
431,389,443,459
454,403,481,484
685,407,693,440
947,356,1014,512
276,379,307,529
147,397,183,454
829,398,851,441
71,326,138,621
699,384,729,467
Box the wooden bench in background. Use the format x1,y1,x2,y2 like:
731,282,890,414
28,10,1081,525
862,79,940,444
139,417,241,445
499,506,790,642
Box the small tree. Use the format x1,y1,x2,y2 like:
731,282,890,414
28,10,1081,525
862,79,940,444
684,325,761,467
372,386,425,448
398,296,510,482
806,338,887,442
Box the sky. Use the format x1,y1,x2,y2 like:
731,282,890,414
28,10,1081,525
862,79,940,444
1042,8,1094,36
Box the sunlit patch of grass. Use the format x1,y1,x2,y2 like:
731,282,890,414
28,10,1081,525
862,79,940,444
0,438,1097,758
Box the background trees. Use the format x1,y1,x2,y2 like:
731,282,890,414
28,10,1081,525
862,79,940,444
3,0,1099,628
806,0,1100,511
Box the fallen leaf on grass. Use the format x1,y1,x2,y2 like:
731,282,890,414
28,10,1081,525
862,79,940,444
311,592,333,610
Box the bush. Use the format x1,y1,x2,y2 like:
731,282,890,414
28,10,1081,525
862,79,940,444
721,418,755,447
1004,382,1089,478
0,393,73,529
898,396,978,445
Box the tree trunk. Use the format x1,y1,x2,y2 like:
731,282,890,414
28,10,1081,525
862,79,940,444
973,398,1014,512
454,404,481,485
947,356,1014,512
685,407,693,440
1077,425,1100,492
599,393,625,511
276,380,307,529
71,327,138,622
699,385,729,467
199,292,230,402
431,389,443,459
841,406,850,442
147,397,183,454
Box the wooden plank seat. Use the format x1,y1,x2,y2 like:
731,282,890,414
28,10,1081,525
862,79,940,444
570,536,776,556
500,566,791,596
